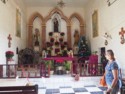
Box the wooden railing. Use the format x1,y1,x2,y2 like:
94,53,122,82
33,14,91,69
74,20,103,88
0,63,104,78
71,63,105,76
0,63,51,78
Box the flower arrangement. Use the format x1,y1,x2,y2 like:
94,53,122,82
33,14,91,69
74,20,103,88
55,41,59,46
59,38,63,42
60,32,65,36
50,38,54,42
49,32,53,36
5,51,14,59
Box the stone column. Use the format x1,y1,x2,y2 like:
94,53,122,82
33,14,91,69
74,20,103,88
28,25,33,48
42,24,46,49
67,25,71,48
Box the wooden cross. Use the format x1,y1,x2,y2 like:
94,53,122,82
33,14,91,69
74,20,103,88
119,27,125,44
8,34,12,48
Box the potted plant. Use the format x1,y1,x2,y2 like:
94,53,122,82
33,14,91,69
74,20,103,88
61,44,65,50
64,42,67,46
44,61,51,77
50,61,54,75
64,62,70,74
60,32,65,36
50,38,54,43
5,51,14,60
49,32,53,36
55,41,59,46
59,38,63,43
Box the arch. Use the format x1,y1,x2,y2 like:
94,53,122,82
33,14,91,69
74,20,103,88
28,12,45,25
69,13,85,37
45,7,70,25
69,13,84,25
28,12,45,49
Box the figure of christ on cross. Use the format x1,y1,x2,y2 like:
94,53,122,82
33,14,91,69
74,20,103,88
8,34,12,48
119,27,125,44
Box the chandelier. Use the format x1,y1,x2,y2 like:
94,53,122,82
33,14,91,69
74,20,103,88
57,0,65,8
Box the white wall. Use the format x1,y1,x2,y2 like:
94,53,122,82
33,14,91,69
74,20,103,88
0,0,27,64
85,0,125,76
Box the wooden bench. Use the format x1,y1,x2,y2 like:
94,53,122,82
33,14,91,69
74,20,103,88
0,84,38,94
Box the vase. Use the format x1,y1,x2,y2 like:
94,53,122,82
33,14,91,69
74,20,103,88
7,57,13,61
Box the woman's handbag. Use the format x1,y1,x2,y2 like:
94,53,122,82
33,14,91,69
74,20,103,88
100,74,107,87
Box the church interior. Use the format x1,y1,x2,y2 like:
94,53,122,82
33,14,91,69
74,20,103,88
0,0,125,94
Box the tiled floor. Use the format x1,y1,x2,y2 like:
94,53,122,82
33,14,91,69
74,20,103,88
0,75,120,94
38,85,107,94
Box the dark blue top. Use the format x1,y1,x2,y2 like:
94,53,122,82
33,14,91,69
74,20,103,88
105,61,119,86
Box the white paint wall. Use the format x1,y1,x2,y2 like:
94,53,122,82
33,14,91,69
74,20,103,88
85,0,125,77
0,0,27,64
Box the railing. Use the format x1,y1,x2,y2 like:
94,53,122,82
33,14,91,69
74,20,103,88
71,63,105,76
0,64,44,78
0,63,105,78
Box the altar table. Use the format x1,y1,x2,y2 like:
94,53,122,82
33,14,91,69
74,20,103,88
41,56,78,76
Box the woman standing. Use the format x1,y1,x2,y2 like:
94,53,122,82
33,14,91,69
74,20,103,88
105,50,119,94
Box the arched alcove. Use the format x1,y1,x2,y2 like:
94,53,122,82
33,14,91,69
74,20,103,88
45,7,71,48
69,13,85,36
45,7,70,25
28,12,44,49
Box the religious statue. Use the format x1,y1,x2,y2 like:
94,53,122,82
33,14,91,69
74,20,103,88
74,30,80,46
53,18,59,32
33,28,40,52
34,28,40,47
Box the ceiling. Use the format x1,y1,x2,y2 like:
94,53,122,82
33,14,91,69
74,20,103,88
22,0,89,7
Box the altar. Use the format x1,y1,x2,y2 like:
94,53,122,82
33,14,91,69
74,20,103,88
41,56,77,76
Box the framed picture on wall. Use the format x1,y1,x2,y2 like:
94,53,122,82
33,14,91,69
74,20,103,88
92,10,98,38
16,9,21,38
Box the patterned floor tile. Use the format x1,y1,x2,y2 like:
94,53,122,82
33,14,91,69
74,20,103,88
60,88,74,93
73,88,88,92
46,89,60,94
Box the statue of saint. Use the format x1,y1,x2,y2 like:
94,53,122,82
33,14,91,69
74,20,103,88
34,28,40,46
53,18,59,32
74,30,80,46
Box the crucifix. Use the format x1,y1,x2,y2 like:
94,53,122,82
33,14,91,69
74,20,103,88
119,27,125,44
7,34,12,48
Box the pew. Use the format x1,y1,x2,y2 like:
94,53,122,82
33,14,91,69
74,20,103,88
0,84,38,94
